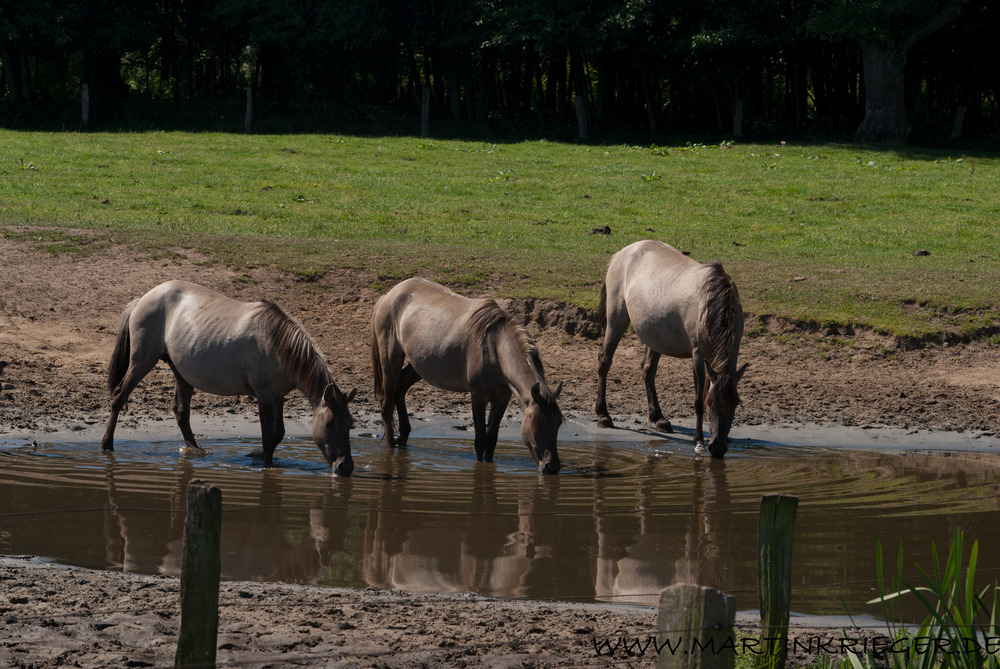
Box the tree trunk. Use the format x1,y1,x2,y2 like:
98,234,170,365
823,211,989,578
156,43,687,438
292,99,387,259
854,0,969,142
855,42,908,142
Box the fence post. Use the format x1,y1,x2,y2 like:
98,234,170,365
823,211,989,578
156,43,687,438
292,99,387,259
757,494,798,669
81,84,90,129
421,86,431,138
175,480,222,669
245,86,253,134
657,583,735,669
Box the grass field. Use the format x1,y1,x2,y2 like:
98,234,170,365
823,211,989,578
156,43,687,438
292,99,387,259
1,131,997,342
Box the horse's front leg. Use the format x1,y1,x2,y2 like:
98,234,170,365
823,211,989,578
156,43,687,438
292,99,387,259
258,397,285,466
166,362,202,451
691,357,708,451
642,347,672,433
470,393,490,461
484,393,511,462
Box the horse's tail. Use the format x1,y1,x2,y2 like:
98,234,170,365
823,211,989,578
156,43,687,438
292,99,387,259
107,298,138,393
370,318,384,404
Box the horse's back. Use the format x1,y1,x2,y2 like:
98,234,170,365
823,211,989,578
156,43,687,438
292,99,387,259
131,280,273,395
605,241,721,357
374,278,488,391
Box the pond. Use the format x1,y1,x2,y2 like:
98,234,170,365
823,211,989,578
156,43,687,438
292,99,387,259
2,431,999,622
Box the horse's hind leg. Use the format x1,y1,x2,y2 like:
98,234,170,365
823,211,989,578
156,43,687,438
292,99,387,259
594,296,628,429
393,364,421,446
642,347,673,433
100,355,159,451
165,360,203,451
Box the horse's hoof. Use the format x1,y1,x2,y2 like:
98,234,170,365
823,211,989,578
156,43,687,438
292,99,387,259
693,442,707,454
654,419,673,433
596,415,615,429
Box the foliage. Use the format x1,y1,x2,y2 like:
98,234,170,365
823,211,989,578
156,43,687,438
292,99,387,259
0,0,997,141
826,528,1000,669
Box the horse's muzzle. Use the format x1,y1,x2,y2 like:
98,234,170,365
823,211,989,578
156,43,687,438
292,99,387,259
707,439,728,459
539,456,561,475
332,456,354,476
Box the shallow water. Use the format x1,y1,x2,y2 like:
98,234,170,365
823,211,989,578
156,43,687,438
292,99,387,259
2,435,999,619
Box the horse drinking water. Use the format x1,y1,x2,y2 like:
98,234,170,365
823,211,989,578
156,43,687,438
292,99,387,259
101,280,357,475
371,278,562,474
594,241,746,458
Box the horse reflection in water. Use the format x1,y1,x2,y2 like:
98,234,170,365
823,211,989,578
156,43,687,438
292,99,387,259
363,449,561,596
592,448,734,606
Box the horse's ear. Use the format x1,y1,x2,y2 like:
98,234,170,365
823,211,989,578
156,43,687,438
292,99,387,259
705,361,719,384
347,387,357,402
324,383,346,407
736,363,749,381
530,382,543,403
553,381,563,400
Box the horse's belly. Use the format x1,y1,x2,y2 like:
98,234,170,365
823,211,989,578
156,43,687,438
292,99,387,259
632,319,693,358
409,355,471,394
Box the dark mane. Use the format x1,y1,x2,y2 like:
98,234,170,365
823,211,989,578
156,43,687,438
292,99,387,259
255,300,334,400
700,262,741,412
470,300,560,407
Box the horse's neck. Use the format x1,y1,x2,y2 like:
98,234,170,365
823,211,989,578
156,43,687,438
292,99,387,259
296,366,334,410
496,329,541,405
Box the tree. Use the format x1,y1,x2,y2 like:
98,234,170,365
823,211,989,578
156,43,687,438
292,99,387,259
809,0,970,142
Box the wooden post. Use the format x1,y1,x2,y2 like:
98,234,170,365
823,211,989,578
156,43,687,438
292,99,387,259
657,584,735,669
574,94,588,141
421,86,430,138
950,105,967,141
757,494,798,669
81,84,90,129
732,99,744,138
175,480,222,669
245,86,253,134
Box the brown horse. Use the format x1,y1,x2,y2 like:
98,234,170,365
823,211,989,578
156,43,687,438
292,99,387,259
371,278,562,474
101,280,357,475
594,241,747,458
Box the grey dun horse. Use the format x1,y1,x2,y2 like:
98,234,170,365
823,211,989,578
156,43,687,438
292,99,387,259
594,240,746,458
371,278,562,474
101,280,356,475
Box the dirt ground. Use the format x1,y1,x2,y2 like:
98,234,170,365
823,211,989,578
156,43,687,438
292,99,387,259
1,231,999,667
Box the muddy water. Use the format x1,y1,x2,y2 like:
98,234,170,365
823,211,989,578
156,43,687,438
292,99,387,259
2,436,999,618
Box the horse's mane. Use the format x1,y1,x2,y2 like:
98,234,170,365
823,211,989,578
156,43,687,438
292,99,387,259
469,300,560,404
255,300,334,400
700,262,742,413
700,261,740,373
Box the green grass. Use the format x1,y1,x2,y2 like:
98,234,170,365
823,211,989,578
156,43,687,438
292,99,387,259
1,131,998,342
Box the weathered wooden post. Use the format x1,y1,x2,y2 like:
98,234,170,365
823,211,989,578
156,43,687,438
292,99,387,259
245,86,253,134
657,584,735,669
421,86,431,138
81,83,90,129
757,494,798,669
175,480,222,669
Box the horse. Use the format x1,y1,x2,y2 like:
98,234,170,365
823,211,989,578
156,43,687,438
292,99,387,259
594,240,747,458
100,280,357,475
370,278,562,474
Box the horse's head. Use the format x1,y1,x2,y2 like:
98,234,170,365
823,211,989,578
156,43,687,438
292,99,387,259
314,383,357,476
522,382,563,474
704,363,748,458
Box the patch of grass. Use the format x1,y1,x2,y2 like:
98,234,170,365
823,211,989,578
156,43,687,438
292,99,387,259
1,131,998,342
825,528,1000,669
